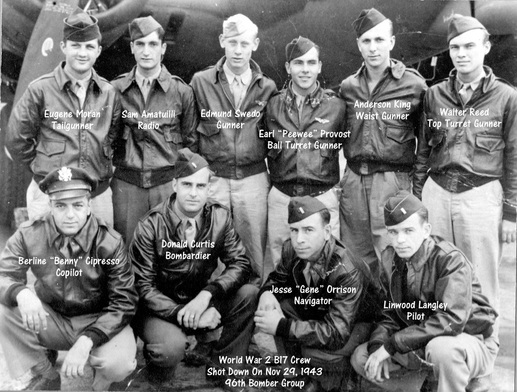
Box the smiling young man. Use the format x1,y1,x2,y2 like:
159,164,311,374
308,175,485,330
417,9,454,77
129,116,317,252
129,149,258,387
111,16,197,243
264,37,345,268
338,8,427,281
414,15,517,342
351,191,498,392
256,196,365,392
7,8,120,225
190,14,277,282
0,167,137,391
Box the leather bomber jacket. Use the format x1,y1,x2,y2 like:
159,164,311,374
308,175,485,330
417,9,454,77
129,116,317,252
129,193,252,324
190,57,277,179
260,237,365,351
368,236,497,356
339,60,427,174
265,83,346,188
0,214,137,348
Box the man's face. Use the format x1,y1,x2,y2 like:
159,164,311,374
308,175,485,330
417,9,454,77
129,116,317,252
130,30,166,74
50,195,91,236
386,213,431,259
172,168,210,217
289,213,331,261
357,20,394,71
219,30,259,75
449,29,490,82
60,39,101,78
285,47,322,95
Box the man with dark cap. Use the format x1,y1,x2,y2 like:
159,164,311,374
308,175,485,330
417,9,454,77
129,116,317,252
351,191,498,392
338,8,427,279
414,14,517,341
190,14,277,282
264,36,345,268
111,16,197,243
130,148,258,387
0,166,138,390
7,8,121,225
255,196,365,392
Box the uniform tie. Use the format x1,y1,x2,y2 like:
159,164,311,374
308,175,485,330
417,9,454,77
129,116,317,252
184,218,197,246
75,82,86,108
303,262,320,286
232,75,245,108
141,78,151,101
59,237,80,259
458,83,473,105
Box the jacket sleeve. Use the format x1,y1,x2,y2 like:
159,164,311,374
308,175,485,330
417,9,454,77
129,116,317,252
383,251,474,355
413,91,432,199
204,210,252,300
6,85,42,166
104,88,122,159
258,243,291,300
0,230,30,307
81,236,138,348
502,88,517,222
130,217,184,323
180,84,199,152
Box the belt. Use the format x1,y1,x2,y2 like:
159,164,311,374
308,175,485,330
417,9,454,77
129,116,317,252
347,160,411,176
274,182,332,197
430,169,495,193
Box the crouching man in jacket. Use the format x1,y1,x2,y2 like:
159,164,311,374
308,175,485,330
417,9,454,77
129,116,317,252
255,196,365,392
352,191,498,392
130,148,258,386
0,167,138,391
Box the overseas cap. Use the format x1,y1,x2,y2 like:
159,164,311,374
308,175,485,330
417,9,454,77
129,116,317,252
447,14,488,43
222,14,258,38
285,36,317,63
63,8,101,42
352,8,387,38
384,190,424,226
173,148,209,179
288,196,327,224
129,16,165,41
39,167,97,201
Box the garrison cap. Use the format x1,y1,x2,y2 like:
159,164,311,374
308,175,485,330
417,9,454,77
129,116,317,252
39,167,97,201
129,16,165,41
352,8,387,38
288,196,327,224
286,36,318,63
63,8,101,42
222,14,258,38
447,14,488,43
384,190,424,226
173,148,209,179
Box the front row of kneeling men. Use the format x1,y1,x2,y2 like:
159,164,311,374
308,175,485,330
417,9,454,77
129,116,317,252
0,150,497,392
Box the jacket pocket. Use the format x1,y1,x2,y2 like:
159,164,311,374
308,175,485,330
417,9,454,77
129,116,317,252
163,126,183,148
34,139,65,174
382,126,415,162
473,134,504,173
386,126,414,144
197,122,223,161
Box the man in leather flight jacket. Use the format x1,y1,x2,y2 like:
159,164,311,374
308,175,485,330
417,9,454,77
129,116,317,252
255,196,365,392
0,167,138,391
352,191,498,392
130,149,258,386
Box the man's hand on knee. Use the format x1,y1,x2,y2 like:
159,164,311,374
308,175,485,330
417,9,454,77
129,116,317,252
198,307,221,329
257,291,280,311
16,288,48,333
254,307,284,335
178,290,212,329
365,345,391,382
61,336,93,378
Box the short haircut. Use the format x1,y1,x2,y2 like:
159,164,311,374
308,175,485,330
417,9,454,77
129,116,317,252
415,206,429,224
319,208,331,225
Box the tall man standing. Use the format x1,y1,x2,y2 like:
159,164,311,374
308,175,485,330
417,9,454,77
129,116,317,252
111,16,197,243
190,14,277,281
264,36,345,267
339,8,427,277
414,15,517,336
7,8,120,225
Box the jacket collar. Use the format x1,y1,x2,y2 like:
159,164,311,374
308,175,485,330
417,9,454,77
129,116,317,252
45,212,99,252
212,56,264,87
117,65,174,93
284,81,324,110
354,58,407,81
394,236,435,272
447,65,495,95
54,61,102,93
293,236,337,281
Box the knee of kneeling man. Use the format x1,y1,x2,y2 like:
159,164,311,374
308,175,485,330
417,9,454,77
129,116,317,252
146,338,188,367
425,336,460,363
350,344,369,375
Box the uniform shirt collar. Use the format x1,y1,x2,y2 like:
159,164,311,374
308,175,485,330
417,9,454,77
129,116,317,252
455,69,487,93
223,62,252,87
172,200,203,229
135,67,162,91
63,67,91,89
47,213,97,253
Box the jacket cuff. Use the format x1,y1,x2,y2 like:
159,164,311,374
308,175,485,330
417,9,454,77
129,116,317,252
275,317,291,338
8,283,28,306
203,283,224,301
383,338,398,356
367,340,384,355
170,304,184,323
81,328,109,349
503,203,517,223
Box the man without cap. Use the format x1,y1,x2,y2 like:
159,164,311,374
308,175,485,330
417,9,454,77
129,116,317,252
111,16,197,243
339,8,427,279
130,148,258,386
255,196,365,392
351,191,498,392
414,14,517,339
264,36,345,268
7,8,120,225
0,167,138,390
190,14,277,282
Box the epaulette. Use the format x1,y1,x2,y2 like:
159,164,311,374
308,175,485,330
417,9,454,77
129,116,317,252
404,66,426,80
495,76,517,89
112,72,130,81
27,72,54,88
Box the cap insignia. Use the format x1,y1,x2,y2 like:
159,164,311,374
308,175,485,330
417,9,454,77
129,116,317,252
58,167,73,182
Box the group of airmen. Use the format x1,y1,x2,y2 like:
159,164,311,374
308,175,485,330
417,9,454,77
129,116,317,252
0,5,515,392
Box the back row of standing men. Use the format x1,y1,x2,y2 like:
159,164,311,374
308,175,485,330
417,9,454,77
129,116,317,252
3,6,516,390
